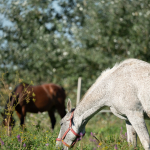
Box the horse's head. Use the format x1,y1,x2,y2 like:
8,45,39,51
1,112,15,128
56,99,85,150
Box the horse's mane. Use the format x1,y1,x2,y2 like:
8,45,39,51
95,58,138,83
80,59,139,102
5,84,20,107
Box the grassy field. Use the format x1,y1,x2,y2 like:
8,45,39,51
0,110,149,150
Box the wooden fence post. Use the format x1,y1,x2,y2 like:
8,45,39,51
76,77,82,106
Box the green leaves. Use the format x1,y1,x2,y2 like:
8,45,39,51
1,0,150,105
32,92,35,97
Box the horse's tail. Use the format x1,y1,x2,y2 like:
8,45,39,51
9,84,21,102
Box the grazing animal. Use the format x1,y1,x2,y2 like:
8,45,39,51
1,82,66,130
56,59,150,150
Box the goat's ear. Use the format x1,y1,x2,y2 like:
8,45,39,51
1,112,4,117
67,99,72,112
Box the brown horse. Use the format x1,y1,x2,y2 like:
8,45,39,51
1,82,66,130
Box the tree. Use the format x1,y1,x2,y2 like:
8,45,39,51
0,0,87,105
0,0,75,82
1,0,150,105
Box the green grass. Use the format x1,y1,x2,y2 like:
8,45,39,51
0,111,148,150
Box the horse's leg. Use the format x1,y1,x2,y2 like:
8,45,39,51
16,111,24,127
21,106,26,129
48,110,56,130
126,120,137,147
127,111,150,150
16,106,26,128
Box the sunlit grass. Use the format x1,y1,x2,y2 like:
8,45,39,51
0,111,148,149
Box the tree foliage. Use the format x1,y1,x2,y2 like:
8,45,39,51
0,0,150,103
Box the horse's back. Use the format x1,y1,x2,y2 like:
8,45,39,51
26,83,66,112
103,59,150,115
33,83,66,102
14,83,66,113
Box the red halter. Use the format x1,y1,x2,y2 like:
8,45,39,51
56,111,85,148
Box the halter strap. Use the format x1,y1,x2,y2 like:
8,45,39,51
56,111,85,148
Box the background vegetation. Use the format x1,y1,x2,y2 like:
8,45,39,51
0,0,150,149
1,0,150,103
1,111,149,150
